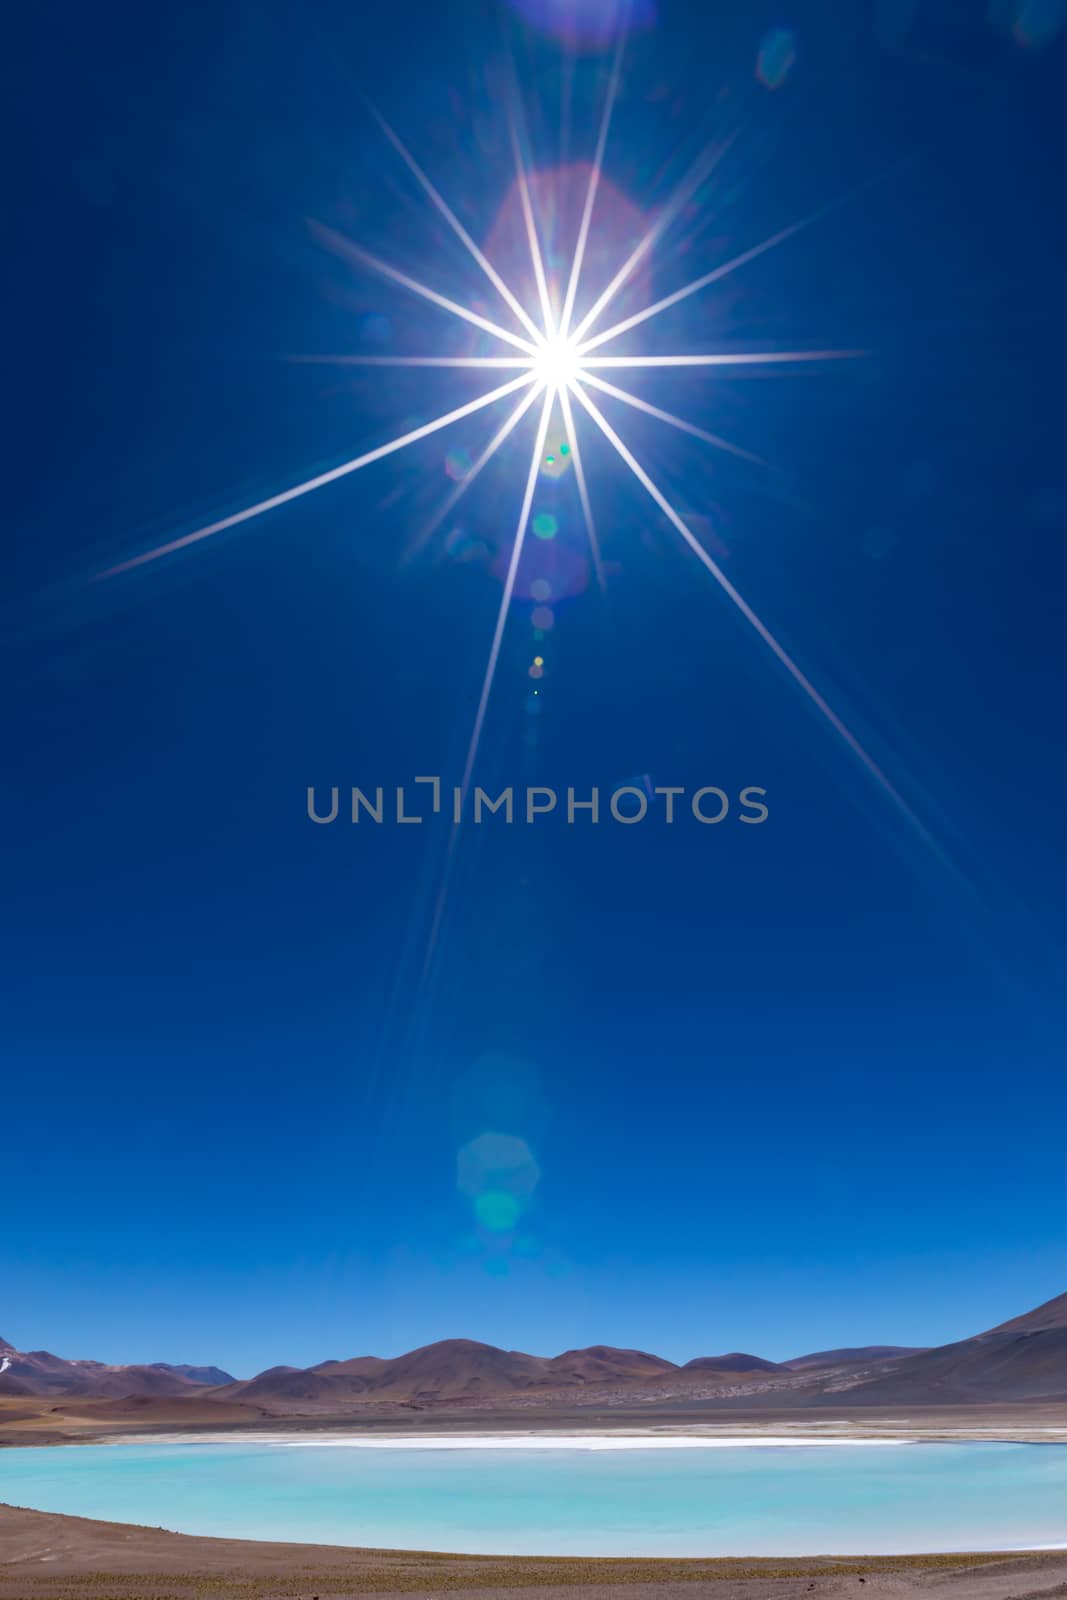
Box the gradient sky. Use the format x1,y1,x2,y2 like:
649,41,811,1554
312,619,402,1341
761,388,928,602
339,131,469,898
5,0,1067,1378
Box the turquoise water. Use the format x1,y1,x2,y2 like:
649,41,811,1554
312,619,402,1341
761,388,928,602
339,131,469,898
1,1440,1066,1556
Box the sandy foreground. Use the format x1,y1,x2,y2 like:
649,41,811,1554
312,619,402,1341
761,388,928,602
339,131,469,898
4,1406,1067,1599
4,1505,1067,1600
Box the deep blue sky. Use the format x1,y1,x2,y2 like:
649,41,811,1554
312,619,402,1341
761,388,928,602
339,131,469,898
5,0,1066,1377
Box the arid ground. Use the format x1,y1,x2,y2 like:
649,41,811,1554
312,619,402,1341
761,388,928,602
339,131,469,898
3,1503,1067,1600
4,1395,1067,1447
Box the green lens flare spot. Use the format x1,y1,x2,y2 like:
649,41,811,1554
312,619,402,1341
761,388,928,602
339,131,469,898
475,1191,522,1232
560,442,570,456
532,512,558,540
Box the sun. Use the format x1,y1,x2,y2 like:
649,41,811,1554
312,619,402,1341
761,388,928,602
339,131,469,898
94,63,904,836
533,332,583,391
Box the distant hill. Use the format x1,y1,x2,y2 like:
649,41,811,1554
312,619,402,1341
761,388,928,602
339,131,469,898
367,1339,549,1398
785,1346,926,1370
7,1286,1067,1412
220,1340,679,1406
774,1295,1067,1406
214,1368,373,1407
310,1356,390,1379
815,1332,1067,1405
149,1363,235,1387
548,1346,679,1383
0,1342,234,1399
684,1353,786,1374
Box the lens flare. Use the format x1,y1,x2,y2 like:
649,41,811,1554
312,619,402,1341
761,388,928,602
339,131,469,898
98,57,921,855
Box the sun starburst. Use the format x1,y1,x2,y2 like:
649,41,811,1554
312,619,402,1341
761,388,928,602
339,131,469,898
96,65,927,839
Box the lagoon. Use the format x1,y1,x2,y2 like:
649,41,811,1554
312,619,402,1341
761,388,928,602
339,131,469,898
2,1439,1066,1557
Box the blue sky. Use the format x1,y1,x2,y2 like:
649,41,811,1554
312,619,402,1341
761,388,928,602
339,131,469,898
4,0,1066,1377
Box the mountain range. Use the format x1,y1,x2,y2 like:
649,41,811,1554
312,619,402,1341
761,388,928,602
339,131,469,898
0,1337,233,1399
3,1287,1065,1415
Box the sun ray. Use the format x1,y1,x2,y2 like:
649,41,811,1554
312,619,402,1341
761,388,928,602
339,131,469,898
570,380,929,835
578,370,766,465
368,108,546,349
581,350,863,368
97,372,538,579
568,133,737,348
310,223,538,356
578,216,820,355
557,33,625,340
291,355,536,369
557,381,605,589
404,379,545,563
461,384,555,798
580,163,910,356
369,389,551,999
509,115,557,339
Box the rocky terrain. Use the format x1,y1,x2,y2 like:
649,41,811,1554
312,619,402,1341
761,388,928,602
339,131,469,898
3,1287,1066,1426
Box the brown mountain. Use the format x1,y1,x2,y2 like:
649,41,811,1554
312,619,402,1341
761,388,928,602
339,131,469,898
222,1344,673,1411
774,1293,1067,1407
229,1341,566,1406
356,1339,549,1399
0,1340,234,1399
784,1346,926,1370
221,1341,685,1409
150,1363,235,1387
547,1346,679,1383
816,1333,1067,1405
980,1288,1067,1336
214,1368,375,1407
310,1356,391,1379
8,1285,1067,1414
684,1353,785,1374
829,1334,1067,1405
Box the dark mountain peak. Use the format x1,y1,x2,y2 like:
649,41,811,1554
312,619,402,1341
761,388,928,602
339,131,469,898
557,1344,676,1367
406,1338,512,1357
150,1363,235,1386
980,1289,1067,1337
547,1346,678,1381
684,1352,785,1373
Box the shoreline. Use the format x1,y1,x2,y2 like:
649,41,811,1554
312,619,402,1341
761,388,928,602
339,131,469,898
4,1503,1067,1600
5,1425,1067,1583
96,1430,918,1448
6,1408,1067,1592
7,1411,1067,1450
